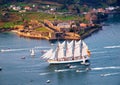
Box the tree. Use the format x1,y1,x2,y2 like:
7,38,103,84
105,0,117,5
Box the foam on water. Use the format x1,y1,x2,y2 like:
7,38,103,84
100,72,120,77
91,51,107,54
0,48,30,52
0,46,51,53
34,46,51,49
76,70,87,73
69,65,78,69
24,70,40,73
54,69,70,72
92,66,120,71
89,49,97,51
39,72,51,75
104,45,120,49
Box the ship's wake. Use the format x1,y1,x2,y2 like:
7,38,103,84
104,45,120,49
0,46,50,53
91,51,107,54
0,48,29,52
92,66,120,71
39,72,52,75
100,72,120,77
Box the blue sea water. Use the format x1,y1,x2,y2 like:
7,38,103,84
0,14,120,85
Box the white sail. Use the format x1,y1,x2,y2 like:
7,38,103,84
74,40,80,57
30,49,35,56
82,47,88,56
61,41,66,47
57,42,65,59
82,41,89,56
49,48,57,59
82,41,88,49
41,49,53,59
66,40,73,58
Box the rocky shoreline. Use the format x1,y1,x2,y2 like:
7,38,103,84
0,25,102,41
12,30,50,40
81,26,102,39
0,28,13,32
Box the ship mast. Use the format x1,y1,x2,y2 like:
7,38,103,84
72,28,76,60
56,42,59,61
65,40,67,57
80,39,83,59
72,40,75,60
56,32,60,61
80,39,86,64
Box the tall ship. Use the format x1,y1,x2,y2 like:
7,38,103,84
41,40,91,64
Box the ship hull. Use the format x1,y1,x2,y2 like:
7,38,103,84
47,57,90,65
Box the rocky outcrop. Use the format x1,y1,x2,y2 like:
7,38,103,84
0,28,13,32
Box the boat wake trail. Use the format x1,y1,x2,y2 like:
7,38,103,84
34,46,51,49
91,51,107,54
0,48,30,52
39,72,52,75
90,49,97,51
24,70,40,73
54,69,70,72
0,46,50,53
100,72,120,77
104,45,120,49
92,66,120,71
39,69,71,76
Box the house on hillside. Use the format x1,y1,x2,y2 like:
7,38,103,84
80,23,87,29
24,6,32,11
19,10,26,13
57,22,71,32
97,8,105,13
9,5,21,11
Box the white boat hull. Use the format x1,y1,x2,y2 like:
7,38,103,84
47,57,90,64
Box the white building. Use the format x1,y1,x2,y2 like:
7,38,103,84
57,22,71,29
